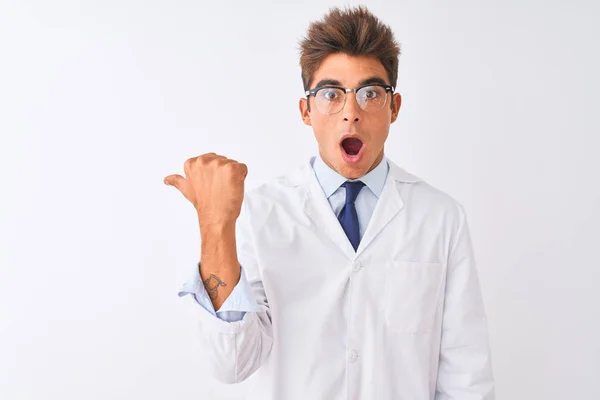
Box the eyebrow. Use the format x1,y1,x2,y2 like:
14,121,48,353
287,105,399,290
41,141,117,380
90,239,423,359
313,76,389,88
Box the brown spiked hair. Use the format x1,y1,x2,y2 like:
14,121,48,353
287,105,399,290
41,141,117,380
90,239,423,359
298,5,401,108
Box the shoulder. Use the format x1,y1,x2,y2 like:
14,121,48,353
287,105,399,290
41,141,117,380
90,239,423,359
240,160,309,219
388,159,468,224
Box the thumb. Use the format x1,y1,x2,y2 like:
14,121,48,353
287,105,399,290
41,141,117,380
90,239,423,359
164,174,196,205
163,174,186,192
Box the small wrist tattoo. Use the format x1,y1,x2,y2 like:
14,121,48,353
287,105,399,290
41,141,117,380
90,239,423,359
203,274,227,301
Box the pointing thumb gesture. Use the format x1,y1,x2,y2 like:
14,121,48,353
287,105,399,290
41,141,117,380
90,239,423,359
164,153,248,227
164,173,196,207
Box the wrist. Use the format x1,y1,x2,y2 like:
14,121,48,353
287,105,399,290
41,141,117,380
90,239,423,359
199,218,236,236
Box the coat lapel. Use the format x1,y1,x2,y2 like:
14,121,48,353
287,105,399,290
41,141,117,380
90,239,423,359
356,159,422,256
294,157,423,260
303,160,357,259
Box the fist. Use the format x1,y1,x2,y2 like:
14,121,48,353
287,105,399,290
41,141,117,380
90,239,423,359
164,153,248,228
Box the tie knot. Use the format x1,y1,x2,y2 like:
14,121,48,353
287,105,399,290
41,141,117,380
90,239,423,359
342,181,365,205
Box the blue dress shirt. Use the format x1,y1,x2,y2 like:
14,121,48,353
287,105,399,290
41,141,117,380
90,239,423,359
178,154,390,322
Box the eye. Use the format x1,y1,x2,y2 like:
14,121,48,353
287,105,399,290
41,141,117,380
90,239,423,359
362,86,383,99
357,86,387,105
365,89,378,99
319,88,341,101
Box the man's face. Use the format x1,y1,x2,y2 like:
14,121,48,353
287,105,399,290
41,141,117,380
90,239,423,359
299,53,402,179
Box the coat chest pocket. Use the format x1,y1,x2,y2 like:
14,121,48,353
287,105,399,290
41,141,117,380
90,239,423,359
384,261,444,333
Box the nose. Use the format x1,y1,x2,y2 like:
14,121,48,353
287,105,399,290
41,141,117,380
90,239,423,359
342,91,360,122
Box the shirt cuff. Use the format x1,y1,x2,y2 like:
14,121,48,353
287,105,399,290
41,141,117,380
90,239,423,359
178,264,259,322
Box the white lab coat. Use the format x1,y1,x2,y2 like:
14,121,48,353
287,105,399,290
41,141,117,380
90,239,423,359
190,156,495,399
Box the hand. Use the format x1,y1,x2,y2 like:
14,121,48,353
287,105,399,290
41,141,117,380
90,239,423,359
164,153,248,228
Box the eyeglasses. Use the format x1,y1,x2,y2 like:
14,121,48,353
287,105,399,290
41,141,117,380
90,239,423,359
305,84,394,114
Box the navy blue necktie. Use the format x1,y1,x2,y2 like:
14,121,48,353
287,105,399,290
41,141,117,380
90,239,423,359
338,181,365,251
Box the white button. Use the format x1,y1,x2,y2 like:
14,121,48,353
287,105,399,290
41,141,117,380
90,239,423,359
348,350,359,362
352,261,363,272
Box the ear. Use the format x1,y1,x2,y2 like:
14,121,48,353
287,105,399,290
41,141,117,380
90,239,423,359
390,93,402,124
299,97,312,126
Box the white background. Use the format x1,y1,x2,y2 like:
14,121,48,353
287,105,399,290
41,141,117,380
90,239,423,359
1,0,599,399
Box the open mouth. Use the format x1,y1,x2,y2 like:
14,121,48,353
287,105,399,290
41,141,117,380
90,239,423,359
341,137,363,156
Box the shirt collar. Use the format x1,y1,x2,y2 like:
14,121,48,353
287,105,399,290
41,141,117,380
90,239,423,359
311,153,389,199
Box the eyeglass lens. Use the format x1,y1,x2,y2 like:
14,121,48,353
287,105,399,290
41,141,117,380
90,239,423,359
315,86,388,114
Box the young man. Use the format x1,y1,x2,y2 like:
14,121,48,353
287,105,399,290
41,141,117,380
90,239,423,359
165,6,495,400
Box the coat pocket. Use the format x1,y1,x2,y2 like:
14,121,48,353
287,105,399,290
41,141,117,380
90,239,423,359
384,261,444,333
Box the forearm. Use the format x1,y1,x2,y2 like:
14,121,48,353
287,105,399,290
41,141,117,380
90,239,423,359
196,219,273,383
199,220,241,311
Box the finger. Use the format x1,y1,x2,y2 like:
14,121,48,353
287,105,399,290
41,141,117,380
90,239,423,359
238,163,248,179
201,153,226,163
163,174,186,191
183,157,196,177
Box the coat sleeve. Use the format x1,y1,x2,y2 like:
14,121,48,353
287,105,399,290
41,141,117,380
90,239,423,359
435,204,495,399
186,196,274,384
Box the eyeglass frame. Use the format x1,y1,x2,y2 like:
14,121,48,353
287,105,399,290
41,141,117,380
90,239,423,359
304,83,395,114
